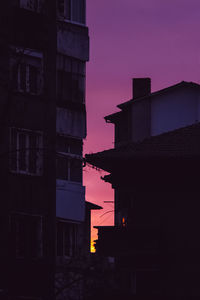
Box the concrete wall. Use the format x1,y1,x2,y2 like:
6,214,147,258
56,180,85,222
151,87,200,136
116,86,200,145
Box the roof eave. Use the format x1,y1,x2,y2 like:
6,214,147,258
86,201,103,210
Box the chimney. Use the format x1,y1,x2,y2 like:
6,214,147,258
132,78,151,99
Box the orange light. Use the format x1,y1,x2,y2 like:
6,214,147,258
90,241,96,253
122,217,126,227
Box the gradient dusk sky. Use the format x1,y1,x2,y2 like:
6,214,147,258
83,0,200,249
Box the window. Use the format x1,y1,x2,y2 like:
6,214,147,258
10,128,43,176
15,63,40,94
56,136,82,182
57,55,85,104
56,221,77,257
11,49,43,95
56,135,82,155
57,0,85,24
20,0,43,13
56,156,82,182
10,213,43,259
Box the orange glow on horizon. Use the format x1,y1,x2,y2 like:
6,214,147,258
83,166,114,254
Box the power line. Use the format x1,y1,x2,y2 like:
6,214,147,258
99,210,114,218
96,214,114,227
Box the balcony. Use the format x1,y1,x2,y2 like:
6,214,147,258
56,107,86,139
56,180,85,222
57,22,89,61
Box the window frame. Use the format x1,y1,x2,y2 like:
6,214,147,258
11,47,43,96
17,64,39,94
56,153,82,182
57,0,86,26
56,135,83,182
56,55,86,104
9,127,43,176
20,0,43,13
56,220,77,258
10,212,43,260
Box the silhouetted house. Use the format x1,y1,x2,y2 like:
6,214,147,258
0,1,89,300
86,78,200,299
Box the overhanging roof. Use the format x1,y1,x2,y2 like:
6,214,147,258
85,201,102,210
85,122,200,172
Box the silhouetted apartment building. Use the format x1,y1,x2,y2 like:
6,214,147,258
0,1,90,300
86,78,200,299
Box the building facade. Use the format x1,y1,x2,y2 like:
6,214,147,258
0,1,89,300
86,79,200,299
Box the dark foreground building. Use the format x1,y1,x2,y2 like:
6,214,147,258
86,78,200,299
0,1,90,300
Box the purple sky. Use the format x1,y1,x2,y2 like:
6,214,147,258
83,0,200,247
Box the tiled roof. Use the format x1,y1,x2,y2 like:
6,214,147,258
85,122,200,172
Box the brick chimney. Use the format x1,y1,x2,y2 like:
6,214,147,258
132,78,151,99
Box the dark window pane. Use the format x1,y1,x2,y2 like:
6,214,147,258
71,74,79,102
57,136,82,155
78,62,85,75
57,70,63,100
57,59,85,104
70,159,82,182
72,60,78,74
56,136,68,153
65,0,71,19
69,139,82,155
29,134,37,174
56,156,68,180
63,72,72,101
34,0,39,11
10,129,42,175
19,133,26,171
78,76,85,102
29,65,38,94
19,64,26,91
11,129,17,171
16,216,26,258
64,224,70,256
29,217,39,258
13,215,42,259
28,0,39,11
12,64,18,90
58,0,65,16
72,0,85,23
57,222,64,256
56,222,77,257
79,0,85,23
71,224,76,255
